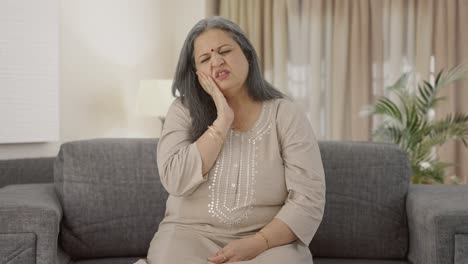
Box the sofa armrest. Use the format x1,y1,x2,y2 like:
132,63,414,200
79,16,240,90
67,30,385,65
407,184,468,264
0,183,62,264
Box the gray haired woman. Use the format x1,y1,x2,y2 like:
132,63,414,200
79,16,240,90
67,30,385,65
135,16,325,264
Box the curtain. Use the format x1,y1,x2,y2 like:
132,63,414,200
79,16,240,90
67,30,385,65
432,0,468,182
216,0,468,183
219,0,289,94
219,0,374,140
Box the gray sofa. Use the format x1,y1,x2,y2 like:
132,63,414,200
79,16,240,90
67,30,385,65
1,138,467,264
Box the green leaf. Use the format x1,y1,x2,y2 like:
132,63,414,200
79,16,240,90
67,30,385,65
374,97,403,123
368,63,468,184
434,70,443,87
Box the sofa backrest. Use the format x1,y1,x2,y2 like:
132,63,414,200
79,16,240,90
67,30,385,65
54,138,168,259
54,138,410,260
311,141,410,259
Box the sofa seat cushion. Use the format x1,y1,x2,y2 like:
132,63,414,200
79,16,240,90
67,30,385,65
54,138,168,259
72,258,139,264
314,259,409,264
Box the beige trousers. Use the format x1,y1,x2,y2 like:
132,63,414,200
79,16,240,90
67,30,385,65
134,228,313,264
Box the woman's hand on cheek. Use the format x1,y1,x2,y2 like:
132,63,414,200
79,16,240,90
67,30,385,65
197,71,234,129
207,236,267,263
197,71,215,96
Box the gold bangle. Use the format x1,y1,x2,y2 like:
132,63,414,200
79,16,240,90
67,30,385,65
256,231,270,249
207,129,223,145
208,125,226,142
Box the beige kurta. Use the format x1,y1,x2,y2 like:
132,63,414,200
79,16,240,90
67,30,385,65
137,98,325,264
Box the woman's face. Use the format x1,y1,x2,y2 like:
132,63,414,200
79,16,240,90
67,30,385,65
193,29,249,95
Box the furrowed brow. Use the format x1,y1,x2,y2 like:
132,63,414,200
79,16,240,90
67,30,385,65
197,44,233,59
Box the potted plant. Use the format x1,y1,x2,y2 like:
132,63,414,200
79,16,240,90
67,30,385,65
364,64,468,183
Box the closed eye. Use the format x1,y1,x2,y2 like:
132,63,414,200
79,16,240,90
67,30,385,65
199,50,231,63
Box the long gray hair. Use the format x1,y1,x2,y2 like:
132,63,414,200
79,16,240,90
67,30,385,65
172,16,284,142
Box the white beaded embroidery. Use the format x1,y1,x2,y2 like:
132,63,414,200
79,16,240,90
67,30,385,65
207,102,273,227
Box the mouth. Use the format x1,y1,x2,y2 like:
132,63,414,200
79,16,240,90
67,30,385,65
214,69,230,80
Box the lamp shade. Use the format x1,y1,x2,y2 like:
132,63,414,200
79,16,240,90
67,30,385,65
136,79,174,117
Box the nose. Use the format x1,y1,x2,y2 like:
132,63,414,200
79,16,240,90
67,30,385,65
211,53,224,67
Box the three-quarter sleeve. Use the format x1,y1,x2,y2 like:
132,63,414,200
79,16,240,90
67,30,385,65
157,98,207,197
274,99,326,246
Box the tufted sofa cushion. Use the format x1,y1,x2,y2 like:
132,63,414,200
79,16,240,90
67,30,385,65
54,138,168,259
311,141,410,259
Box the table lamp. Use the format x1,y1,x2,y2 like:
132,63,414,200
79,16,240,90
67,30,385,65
135,79,174,125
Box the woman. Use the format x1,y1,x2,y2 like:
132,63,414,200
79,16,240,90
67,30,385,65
135,16,325,264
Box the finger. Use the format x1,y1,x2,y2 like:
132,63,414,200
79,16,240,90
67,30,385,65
207,250,220,260
205,74,221,94
196,72,212,94
196,72,211,93
207,254,228,264
207,252,217,261
199,72,221,96
200,72,215,93
208,249,230,264
206,255,217,263
204,74,228,110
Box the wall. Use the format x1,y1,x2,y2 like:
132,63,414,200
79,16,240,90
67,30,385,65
0,0,60,144
0,0,206,159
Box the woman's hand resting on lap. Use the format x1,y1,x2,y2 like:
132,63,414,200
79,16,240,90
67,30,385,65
208,235,267,263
